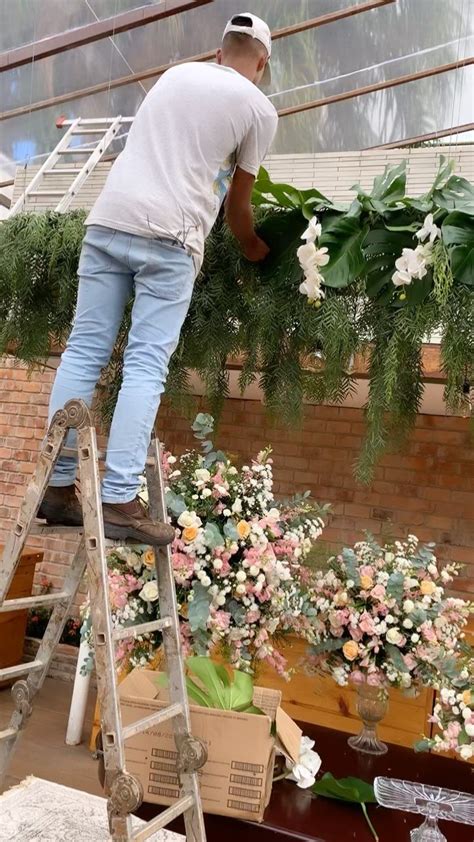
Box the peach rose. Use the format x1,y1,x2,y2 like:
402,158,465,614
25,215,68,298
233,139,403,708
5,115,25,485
237,520,251,539
343,641,359,661
462,689,472,706
183,526,199,543
420,580,436,596
360,575,374,591
143,548,156,568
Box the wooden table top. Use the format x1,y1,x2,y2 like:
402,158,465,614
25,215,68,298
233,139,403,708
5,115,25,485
137,721,473,842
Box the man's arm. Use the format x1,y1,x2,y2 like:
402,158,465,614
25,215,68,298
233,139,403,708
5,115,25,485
225,166,269,262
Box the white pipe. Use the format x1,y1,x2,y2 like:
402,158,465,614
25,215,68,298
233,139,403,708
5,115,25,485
65,640,92,746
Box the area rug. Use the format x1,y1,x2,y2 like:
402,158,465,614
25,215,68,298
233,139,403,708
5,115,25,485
0,776,185,841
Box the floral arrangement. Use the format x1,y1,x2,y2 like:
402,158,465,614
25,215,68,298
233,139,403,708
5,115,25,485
81,414,328,677
416,652,474,762
391,212,440,299
297,216,329,305
306,535,472,692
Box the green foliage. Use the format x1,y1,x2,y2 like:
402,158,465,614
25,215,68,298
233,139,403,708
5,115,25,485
184,657,262,714
312,773,379,841
1,158,472,483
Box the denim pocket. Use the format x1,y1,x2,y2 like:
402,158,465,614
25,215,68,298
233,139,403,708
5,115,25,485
146,238,194,301
78,226,117,274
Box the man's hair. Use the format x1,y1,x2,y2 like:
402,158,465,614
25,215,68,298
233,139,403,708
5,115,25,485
222,31,267,60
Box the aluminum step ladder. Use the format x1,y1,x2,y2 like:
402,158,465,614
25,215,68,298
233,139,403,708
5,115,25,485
0,399,207,842
9,116,133,216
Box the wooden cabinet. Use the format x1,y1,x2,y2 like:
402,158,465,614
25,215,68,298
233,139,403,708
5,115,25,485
0,547,43,684
255,636,435,749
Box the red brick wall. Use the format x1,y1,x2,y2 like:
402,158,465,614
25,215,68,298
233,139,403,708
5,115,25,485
1,357,473,608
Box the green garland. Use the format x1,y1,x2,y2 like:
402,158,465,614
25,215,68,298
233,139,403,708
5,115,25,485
0,158,473,482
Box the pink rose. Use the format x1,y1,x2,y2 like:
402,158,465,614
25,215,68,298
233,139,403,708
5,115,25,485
359,611,376,635
421,622,437,642
349,670,365,686
370,584,386,601
367,672,383,687
360,565,375,579
403,654,417,671
349,626,364,642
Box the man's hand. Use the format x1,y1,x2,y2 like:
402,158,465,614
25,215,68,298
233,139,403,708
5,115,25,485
225,167,270,262
242,234,270,262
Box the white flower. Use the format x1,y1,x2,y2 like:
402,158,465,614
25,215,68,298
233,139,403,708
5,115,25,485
236,570,247,583
201,488,212,498
416,213,440,244
386,627,404,646
201,576,211,588
215,484,228,496
178,511,202,529
227,466,238,475
286,736,322,789
223,508,231,517
403,618,413,629
216,594,226,606
403,599,415,613
168,455,177,464
299,273,325,302
236,584,246,595
385,552,395,563
249,565,260,577
232,498,243,514
268,508,280,520
465,723,474,737
411,633,420,643
301,216,322,244
195,468,211,482
213,559,223,571
139,581,159,602
460,744,474,760
170,470,181,478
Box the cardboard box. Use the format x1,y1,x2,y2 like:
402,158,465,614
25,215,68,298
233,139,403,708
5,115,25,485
119,668,302,822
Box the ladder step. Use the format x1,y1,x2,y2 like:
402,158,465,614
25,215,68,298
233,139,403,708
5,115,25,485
0,591,69,613
122,703,183,741
132,795,195,841
112,618,172,641
71,128,107,135
28,190,68,197
57,149,93,155
0,728,17,744
44,168,81,175
0,659,44,682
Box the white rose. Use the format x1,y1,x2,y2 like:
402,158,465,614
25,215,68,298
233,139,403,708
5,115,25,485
213,559,223,571
267,508,280,520
386,628,404,646
465,723,474,737
195,468,211,482
216,594,226,606
227,466,238,475
411,633,420,643
460,745,474,760
462,708,471,721
178,510,202,529
249,565,259,577
170,470,181,478
200,488,212,498
236,570,247,583
223,508,231,517
236,584,246,595
201,576,211,588
403,619,413,629
168,455,177,464
139,581,159,602
403,599,415,613
385,552,395,563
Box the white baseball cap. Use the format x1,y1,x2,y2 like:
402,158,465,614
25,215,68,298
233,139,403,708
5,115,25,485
223,12,272,85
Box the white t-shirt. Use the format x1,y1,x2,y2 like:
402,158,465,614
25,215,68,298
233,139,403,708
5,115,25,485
86,62,278,273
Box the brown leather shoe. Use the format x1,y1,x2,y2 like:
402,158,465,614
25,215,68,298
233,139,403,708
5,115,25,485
37,485,83,526
102,497,175,545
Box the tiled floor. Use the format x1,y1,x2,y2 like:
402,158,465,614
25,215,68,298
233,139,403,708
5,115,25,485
0,677,102,797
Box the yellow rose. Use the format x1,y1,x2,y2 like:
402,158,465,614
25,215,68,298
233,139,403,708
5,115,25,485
183,526,199,543
420,580,436,596
343,641,359,661
462,689,472,706
237,520,251,539
142,548,156,568
360,575,374,591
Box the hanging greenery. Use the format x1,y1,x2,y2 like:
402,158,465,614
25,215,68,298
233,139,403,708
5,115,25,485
0,158,472,482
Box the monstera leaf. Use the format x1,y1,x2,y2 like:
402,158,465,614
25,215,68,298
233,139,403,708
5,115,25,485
442,211,474,285
319,215,369,288
185,657,263,714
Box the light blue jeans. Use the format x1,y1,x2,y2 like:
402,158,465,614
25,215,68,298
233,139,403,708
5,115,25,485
48,225,194,503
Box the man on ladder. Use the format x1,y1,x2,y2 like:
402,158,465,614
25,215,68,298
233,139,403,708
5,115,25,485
39,12,278,545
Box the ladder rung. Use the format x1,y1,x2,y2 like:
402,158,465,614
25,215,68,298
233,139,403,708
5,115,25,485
44,168,81,175
71,128,107,135
28,190,66,196
57,149,93,155
112,618,172,641
132,795,195,841
0,591,69,613
0,659,44,682
31,523,84,535
122,703,183,741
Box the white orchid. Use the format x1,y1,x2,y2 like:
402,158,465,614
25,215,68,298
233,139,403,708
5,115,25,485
286,736,322,789
299,275,325,302
301,216,322,243
415,213,440,244
297,242,329,271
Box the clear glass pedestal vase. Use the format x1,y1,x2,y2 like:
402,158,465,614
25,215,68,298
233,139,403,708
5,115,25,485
348,683,389,756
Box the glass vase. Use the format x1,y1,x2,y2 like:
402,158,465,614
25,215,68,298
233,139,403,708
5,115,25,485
348,683,389,756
